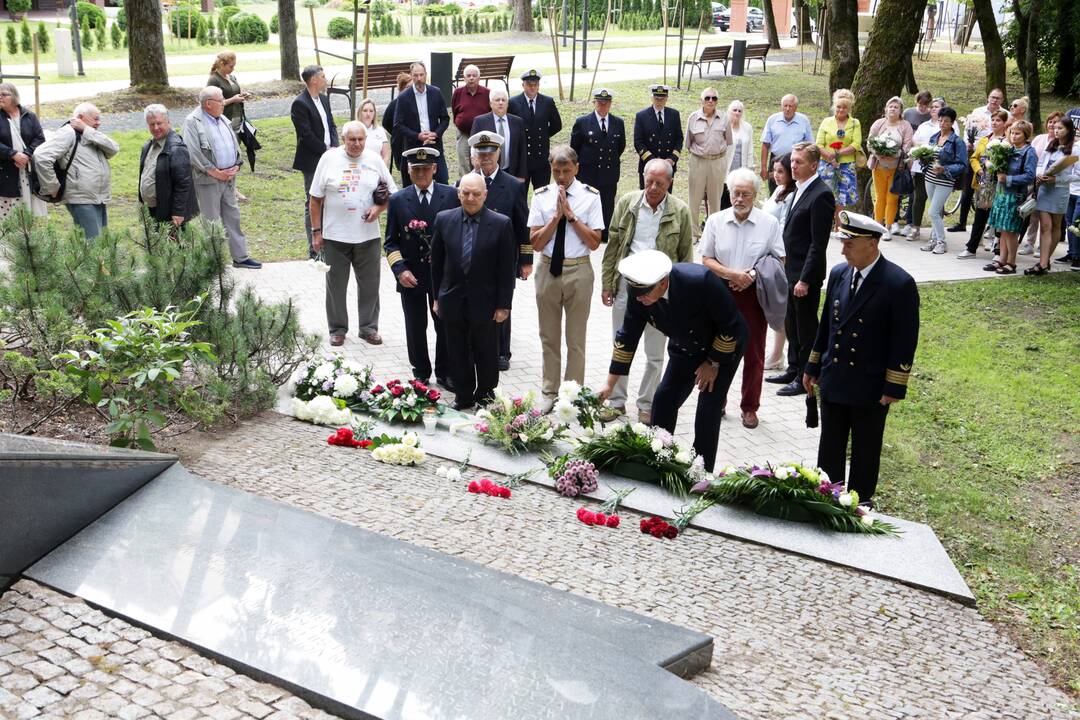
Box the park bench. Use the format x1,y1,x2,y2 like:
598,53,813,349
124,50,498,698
329,60,415,104
453,56,515,91
744,42,771,73
682,45,731,78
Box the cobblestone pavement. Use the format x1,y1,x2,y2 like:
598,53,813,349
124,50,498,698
0,580,337,720
237,232,1046,471
4,413,1078,718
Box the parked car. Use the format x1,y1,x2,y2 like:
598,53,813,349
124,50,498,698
711,2,727,27
788,8,817,38
716,6,763,32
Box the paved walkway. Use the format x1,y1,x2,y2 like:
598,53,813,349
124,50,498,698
237,228,1048,471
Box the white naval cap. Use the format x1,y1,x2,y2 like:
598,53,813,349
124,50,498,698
837,211,889,240
468,131,505,152
618,250,673,296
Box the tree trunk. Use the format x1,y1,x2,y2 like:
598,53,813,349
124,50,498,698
277,0,299,82
851,0,928,138
1020,0,1041,129
795,0,814,45
762,0,780,49
904,53,918,94
1051,1,1076,97
127,0,168,89
972,0,1006,95
828,0,859,93
820,4,830,60
512,0,534,31
1012,0,1027,79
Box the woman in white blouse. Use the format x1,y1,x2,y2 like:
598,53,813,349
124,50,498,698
356,97,391,168
309,121,398,346
721,99,754,210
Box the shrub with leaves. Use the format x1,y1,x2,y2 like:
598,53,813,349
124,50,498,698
94,19,105,48
80,15,93,50
227,12,269,43
115,8,126,30
19,19,31,53
327,16,355,39
5,27,16,56
75,1,105,28
270,12,279,33
6,0,31,16
36,21,49,52
110,21,122,49
169,5,206,38
218,5,241,27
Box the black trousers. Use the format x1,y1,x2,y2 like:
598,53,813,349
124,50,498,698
526,162,551,190
650,352,742,472
443,305,498,407
965,206,995,253
955,166,974,227
784,285,820,375
907,171,927,226
498,314,512,360
817,399,890,501
596,182,617,242
719,185,732,211
400,288,447,381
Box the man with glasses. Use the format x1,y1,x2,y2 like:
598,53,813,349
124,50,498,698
759,94,813,192
684,86,733,240
183,86,260,268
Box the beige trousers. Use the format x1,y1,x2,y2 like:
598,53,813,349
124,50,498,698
534,257,594,398
688,153,729,239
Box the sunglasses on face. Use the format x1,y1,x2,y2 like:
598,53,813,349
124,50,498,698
703,96,717,101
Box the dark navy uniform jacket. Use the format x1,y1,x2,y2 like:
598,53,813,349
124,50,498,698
610,264,747,375
805,257,920,404
570,112,626,188
508,93,562,171
384,182,460,295
633,106,683,176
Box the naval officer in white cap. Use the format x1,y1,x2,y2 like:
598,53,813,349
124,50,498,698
598,250,747,471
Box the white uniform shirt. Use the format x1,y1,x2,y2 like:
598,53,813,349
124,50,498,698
699,206,783,271
527,179,605,258
308,147,398,243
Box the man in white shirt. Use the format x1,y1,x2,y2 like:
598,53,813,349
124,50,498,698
528,144,605,408
309,121,398,346
700,168,784,428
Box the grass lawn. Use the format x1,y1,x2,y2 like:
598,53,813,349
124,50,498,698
43,48,1079,695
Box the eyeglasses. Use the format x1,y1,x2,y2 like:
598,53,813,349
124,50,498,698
702,96,718,101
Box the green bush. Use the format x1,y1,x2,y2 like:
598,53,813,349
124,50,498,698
110,20,121,49
6,0,31,15
80,16,93,49
19,18,30,53
269,12,279,33
216,0,237,6
196,19,209,44
218,5,241,27
169,5,206,38
4,27,16,57
116,7,126,30
75,1,106,29
227,12,269,43
327,15,354,39
35,21,49,52
94,19,105,48
423,3,460,15
0,210,319,445
479,4,497,12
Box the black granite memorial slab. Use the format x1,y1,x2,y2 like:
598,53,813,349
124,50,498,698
0,433,175,578
29,465,735,720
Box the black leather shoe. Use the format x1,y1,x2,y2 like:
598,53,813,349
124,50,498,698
497,356,510,371
946,224,966,233
765,370,797,385
452,400,475,412
776,379,806,396
437,376,455,393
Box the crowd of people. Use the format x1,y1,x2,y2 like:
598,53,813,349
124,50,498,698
0,54,1074,504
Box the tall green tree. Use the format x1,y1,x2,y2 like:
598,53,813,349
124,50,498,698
851,0,929,137
277,0,299,81
1011,0,1041,128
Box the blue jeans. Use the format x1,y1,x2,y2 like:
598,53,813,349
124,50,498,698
925,180,952,243
1066,194,1080,258
66,203,107,240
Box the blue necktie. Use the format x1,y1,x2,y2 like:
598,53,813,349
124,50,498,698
462,215,476,274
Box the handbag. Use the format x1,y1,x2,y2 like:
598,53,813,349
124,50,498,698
975,171,997,209
890,152,914,195
1018,193,1037,219
372,180,390,206
34,123,80,204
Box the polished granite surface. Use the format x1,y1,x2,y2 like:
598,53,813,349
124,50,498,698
29,465,733,720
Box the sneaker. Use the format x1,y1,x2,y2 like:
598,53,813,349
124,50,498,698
232,257,262,269
919,238,936,252
1071,259,1080,271
932,241,947,255
1052,255,1073,265
907,227,921,241
1018,242,1034,256
889,223,901,235
598,405,626,423
957,250,977,259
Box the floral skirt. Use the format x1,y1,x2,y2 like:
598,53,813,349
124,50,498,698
818,160,859,206
988,190,1023,233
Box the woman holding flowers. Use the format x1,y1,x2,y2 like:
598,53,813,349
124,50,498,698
985,120,1037,275
959,110,1009,259
1026,117,1078,275
920,107,967,255
867,96,913,237
816,88,862,220
905,98,945,241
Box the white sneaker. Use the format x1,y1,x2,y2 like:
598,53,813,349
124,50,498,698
1018,242,1034,256
890,223,901,235
920,238,936,252
908,227,921,241
957,250,976,259
932,241,947,255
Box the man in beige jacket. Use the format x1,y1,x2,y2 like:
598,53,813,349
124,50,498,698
600,158,694,422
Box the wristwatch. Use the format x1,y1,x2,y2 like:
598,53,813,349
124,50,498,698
312,227,322,233
709,361,720,369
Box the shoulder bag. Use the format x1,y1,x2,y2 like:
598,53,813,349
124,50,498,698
34,123,80,204
890,150,914,195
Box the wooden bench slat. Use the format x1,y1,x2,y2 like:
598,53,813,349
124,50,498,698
682,44,731,79
452,55,515,91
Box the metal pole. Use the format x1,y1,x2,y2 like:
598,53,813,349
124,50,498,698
561,0,568,46
69,0,84,77
569,0,577,100
661,0,668,84
361,1,372,99
32,35,40,118
581,0,588,68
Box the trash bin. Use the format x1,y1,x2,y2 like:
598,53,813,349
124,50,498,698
730,39,747,77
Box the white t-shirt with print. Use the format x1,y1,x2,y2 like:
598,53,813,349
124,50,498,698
309,147,398,243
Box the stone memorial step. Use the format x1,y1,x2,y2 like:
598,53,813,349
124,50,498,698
28,464,736,720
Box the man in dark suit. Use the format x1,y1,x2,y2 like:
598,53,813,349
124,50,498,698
767,141,835,397
804,211,920,507
570,88,626,242
291,65,339,259
139,105,199,229
633,84,682,190
384,147,461,390
393,61,451,185
431,172,516,410
469,87,528,181
382,71,413,178
598,251,747,472
509,69,562,190
467,131,531,371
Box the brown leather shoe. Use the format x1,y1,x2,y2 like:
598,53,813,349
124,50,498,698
329,334,345,347
360,332,383,346
741,410,759,429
